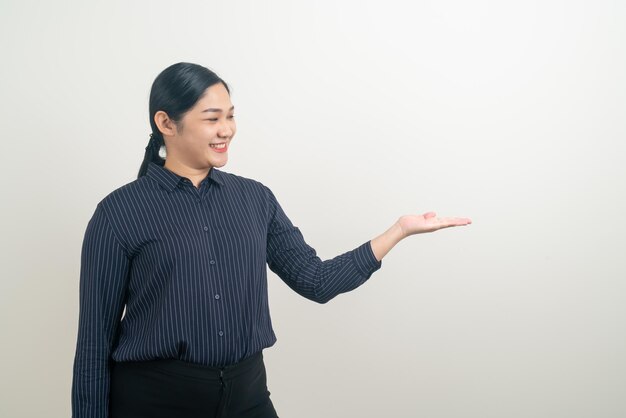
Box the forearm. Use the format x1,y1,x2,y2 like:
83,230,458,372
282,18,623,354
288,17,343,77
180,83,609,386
370,220,405,262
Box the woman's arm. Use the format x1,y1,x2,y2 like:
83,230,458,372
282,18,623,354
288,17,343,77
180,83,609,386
72,203,131,418
264,185,382,304
370,212,472,261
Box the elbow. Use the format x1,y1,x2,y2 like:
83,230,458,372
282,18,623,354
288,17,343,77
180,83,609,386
311,288,335,304
313,296,332,304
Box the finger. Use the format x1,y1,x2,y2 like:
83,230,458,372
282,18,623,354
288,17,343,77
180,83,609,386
440,217,471,227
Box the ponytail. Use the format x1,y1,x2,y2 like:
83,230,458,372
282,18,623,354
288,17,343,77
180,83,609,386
137,132,166,177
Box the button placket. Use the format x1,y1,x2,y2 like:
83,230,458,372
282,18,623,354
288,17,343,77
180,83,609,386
200,183,221,337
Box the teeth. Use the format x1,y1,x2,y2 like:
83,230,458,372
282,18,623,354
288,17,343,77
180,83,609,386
210,143,226,148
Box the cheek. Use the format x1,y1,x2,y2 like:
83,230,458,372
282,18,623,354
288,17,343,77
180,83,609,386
197,126,218,142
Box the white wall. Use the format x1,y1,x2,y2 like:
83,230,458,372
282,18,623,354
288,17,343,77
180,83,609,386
1,0,624,417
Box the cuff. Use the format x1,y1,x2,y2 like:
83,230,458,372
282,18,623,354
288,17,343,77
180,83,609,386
351,240,383,277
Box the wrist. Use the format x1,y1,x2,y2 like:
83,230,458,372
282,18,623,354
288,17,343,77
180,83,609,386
370,220,405,262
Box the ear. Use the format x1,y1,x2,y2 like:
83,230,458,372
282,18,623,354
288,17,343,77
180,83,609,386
154,111,179,137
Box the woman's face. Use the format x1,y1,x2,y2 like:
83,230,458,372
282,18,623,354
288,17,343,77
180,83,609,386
164,82,236,169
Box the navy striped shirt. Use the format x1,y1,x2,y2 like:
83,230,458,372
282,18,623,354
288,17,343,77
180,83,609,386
71,161,383,417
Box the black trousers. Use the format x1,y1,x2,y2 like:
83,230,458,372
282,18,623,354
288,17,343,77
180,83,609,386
109,351,279,418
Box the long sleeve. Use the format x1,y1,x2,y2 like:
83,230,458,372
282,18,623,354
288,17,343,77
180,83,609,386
71,203,131,418
264,185,382,304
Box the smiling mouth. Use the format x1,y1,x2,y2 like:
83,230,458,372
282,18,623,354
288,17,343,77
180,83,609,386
209,142,228,153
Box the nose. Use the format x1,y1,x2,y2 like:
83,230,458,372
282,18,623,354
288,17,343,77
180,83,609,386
218,124,233,138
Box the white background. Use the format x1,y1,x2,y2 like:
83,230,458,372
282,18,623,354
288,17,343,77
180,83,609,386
1,0,625,417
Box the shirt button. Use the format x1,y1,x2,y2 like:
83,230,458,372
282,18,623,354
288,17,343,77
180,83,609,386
214,294,220,300
209,260,215,265
218,330,224,337
203,226,209,231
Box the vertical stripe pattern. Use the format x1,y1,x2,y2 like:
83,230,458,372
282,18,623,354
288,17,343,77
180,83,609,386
71,161,382,418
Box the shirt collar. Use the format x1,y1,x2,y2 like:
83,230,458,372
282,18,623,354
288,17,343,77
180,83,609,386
146,161,225,192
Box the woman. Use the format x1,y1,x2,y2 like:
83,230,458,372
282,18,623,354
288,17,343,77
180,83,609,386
71,62,472,418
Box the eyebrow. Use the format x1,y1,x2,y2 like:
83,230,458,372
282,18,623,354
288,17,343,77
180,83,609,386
201,105,235,113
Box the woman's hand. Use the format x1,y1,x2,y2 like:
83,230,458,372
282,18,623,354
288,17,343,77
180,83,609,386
369,212,472,261
397,212,472,238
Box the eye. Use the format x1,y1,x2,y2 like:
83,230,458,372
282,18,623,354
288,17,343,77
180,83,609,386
205,115,235,122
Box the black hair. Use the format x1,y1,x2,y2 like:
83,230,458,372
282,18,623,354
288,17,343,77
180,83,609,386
137,62,231,178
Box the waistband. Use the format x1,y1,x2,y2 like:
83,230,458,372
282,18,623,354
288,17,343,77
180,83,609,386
113,350,264,381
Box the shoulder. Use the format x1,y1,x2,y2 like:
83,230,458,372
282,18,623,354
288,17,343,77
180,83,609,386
215,169,272,194
215,170,277,215
95,176,152,215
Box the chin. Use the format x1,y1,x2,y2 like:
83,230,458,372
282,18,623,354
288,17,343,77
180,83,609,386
210,159,228,168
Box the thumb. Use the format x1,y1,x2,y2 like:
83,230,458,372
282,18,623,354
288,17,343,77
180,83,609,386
423,211,437,218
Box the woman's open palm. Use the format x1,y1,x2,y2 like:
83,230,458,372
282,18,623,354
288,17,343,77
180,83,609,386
398,211,472,238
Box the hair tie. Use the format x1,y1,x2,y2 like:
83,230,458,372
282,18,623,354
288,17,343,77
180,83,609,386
146,132,167,159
